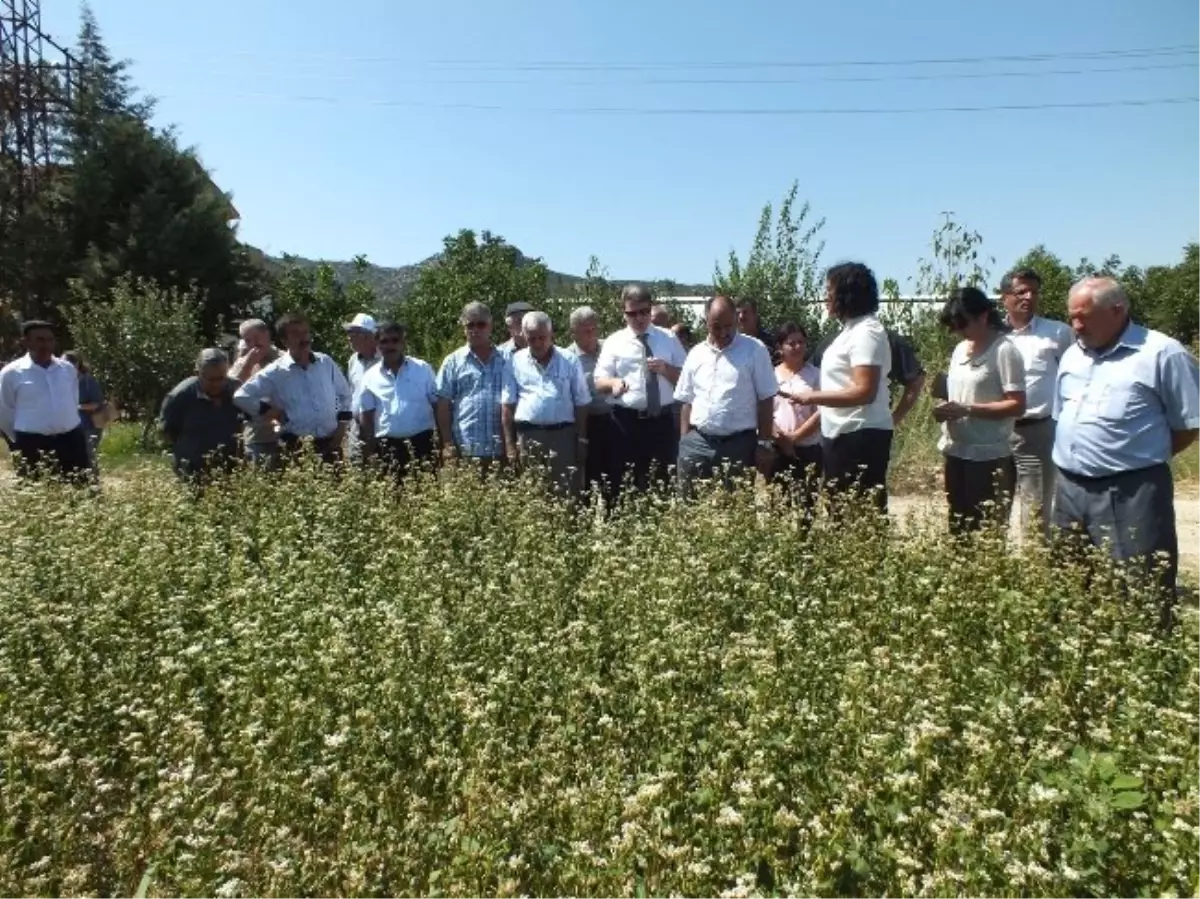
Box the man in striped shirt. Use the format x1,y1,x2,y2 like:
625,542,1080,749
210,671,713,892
436,302,509,475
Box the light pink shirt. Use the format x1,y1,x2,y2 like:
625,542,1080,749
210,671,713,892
774,363,821,447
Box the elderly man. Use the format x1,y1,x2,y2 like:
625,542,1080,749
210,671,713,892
595,284,688,499
0,320,90,482
160,349,244,482
343,312,381,463
675,296,777,496
650,304,672,328
498,302,533,360
229,318,281,468
233,313,354,465
999,267,1073,540
357,321,439,482
502,311,591,497
436,301,509,472
565,305,620,504
1053,276,1199,614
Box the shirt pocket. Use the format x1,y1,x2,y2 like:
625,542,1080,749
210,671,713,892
1092,383,1135,420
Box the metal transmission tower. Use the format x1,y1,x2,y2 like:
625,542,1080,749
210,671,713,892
0,0,76,320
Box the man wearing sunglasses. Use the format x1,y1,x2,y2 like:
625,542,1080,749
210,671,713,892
435,302,509,472
594,284,687,500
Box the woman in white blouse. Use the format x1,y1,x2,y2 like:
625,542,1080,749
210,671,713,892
771,322,822,510
933,287,1026,535
789,263,894,512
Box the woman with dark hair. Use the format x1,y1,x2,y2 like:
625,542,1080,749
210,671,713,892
934,286,1026,535
63,351,105,480
770,322,822,511
787,262,893,511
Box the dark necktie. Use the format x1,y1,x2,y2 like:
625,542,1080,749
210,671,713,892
638,333,661,416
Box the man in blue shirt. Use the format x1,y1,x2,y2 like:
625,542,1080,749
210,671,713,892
1052,276,1199,617
501,311,591,498
436,302,509,476
357,321,439,482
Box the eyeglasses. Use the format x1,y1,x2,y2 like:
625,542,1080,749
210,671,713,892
464,321,489,329
624,308,651,319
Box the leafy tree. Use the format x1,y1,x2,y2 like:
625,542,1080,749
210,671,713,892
713,181,825,334
266,256,376,358
65,275,202,447
398,229,547,362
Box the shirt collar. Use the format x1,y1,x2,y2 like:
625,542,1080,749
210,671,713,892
281,351,317,369
1007,314,1038,333
1085,319,1145,358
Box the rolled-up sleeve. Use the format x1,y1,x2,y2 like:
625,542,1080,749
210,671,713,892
1160,347,1200,431
0,367,18,443
331,362,354,421
234,369,273,416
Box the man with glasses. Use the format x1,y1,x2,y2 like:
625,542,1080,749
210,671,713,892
595,284,687,501
436,301,509,474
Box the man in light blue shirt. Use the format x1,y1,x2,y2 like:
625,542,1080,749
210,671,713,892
501,311,591,497
1052,276,1199,616
233,313,354,465
356,321,439,482
436,302,509,473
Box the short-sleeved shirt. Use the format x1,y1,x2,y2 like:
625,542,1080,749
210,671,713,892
811,327,924,389
565,341,614,416
160,376,244,475
938,335,1026,461
818,315,895,438
675,333,777,436
1052,322,1200,478
595,325,688,411
1006,316,1073,420
501,348,590,426
774,363,821,448
436,345,508,458
355,357,438,439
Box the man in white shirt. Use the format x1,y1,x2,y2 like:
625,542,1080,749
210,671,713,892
234,313,354,465
0,320,90,482
343,312,381,464
497,302,532,360
594,284,687,500
674,296,777,496
357,321,439,482
1000,268,1073,540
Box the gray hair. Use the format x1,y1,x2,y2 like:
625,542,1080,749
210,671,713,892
459,301,492,324
196,348,229,371
569,306,599,330
238,318,269,337
521,310,552,334
1070,276,1129,310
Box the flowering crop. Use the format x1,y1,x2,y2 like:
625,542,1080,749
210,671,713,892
0,463,1196,897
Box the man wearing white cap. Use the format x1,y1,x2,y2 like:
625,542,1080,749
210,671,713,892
344,312,381,463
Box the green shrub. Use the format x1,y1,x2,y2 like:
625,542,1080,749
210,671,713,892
0,465,1195,896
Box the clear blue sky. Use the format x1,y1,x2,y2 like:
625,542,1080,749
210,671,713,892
42,0,1200,287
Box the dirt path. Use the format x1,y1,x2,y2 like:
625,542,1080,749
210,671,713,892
890,486,1200,580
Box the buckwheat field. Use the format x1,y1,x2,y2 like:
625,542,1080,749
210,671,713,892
0,463,1196,898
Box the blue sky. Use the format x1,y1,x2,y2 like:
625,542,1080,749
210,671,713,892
42,0,1199,287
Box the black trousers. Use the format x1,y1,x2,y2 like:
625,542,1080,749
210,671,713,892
943,454,1015,535
769,442,824,515
821,427,893,513
278,433,342,466
583,413,622,506
377,430,436,481
13,428,91,483
611,405,677,500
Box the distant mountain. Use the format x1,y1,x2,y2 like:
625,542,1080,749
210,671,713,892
252,248,711,301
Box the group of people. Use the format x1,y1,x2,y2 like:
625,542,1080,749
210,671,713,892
1,261,1196,598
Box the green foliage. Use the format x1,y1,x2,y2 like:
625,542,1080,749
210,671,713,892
0,467,1195,896
65,275,202,446
268,255,377,357
398,229,548,361
714,181,825,334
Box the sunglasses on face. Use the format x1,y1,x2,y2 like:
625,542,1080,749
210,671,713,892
464,321,489,329
624,308,651,319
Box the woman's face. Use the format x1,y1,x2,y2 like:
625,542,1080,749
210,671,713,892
954,312,990,343
781,332,807,366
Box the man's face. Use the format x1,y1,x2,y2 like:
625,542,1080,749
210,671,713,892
244,326,271,351
707,303,737,348
348,329,377,358
24,327,55,362
464,317,492,349
506,314,526,345
1002,277,1040,322
623,300,652,335
651,306,670,328
737,305,759,335
378,330,406,365
572,320,599,353
284,322,312,358
199,363,229,397
1068,289,1125,349
526,326,553,361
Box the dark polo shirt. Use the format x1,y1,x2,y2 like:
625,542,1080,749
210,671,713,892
160,376,244,476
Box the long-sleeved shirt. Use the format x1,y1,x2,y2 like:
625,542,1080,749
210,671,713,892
0,354,81,442
233,351,353,440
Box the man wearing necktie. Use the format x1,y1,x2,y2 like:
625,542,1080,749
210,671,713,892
595,284,687,502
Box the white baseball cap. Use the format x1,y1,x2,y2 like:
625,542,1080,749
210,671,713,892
343,312,377,333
